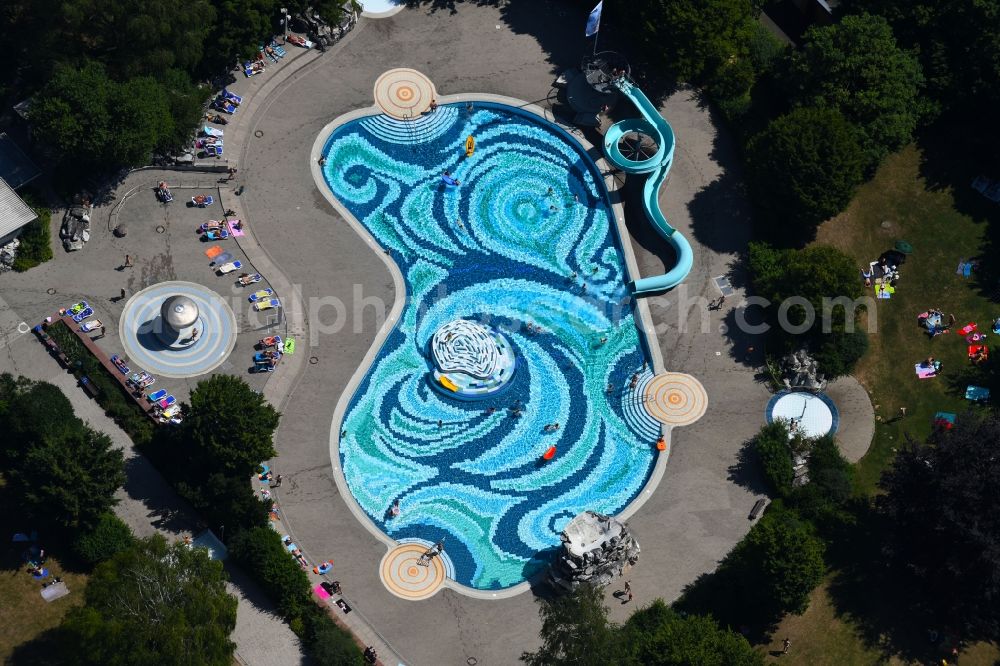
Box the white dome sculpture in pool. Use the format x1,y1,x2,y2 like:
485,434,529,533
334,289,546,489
429,319,516,400
765,391,840,439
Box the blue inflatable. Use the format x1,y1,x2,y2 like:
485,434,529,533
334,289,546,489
440,174,460,187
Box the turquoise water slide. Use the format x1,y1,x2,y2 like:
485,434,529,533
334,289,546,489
603,78,693,293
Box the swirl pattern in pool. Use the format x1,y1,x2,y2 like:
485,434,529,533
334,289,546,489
322,103,660,590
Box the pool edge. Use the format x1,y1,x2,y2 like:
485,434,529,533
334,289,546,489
310,93,670,600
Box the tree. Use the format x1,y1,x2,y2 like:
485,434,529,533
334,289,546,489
0,376,125,532
181,375,279,477
748,243,866,378
229,527,311,622
618,600,763,666
733,504,825,616
841,0,1000,120
29,62,175,170
621,0,758,82
74,512,135,565
754,421,794,497
784,13,926,168
746,107,865,243
677,503,825,629
877,414,1000,641
178,472,271,537
521,584,620,666
60,534,237,665
201,0,278,75
8,427,125,532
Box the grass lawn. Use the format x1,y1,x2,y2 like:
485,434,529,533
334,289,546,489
0,555,87,662
815,143,1000,493
761,581,999,665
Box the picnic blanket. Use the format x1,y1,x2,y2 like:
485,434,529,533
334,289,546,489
966,385,991,401
205,245,224,259
876,283,895,299
41,582,70,603
915,363,938,379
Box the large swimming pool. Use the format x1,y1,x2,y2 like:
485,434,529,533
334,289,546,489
321,102,659,590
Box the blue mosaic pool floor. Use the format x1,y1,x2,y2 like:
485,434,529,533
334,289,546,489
322,103,659,590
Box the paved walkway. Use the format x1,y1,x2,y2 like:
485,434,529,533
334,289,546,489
825,376,875,463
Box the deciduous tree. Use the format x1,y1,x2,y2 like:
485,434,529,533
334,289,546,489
877,414,1000,641
784,14,926,168
747,107,865,243
61,534,237,665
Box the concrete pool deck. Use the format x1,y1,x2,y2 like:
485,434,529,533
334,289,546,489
235,4,775,663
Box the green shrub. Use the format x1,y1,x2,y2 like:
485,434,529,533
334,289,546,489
74,512,135,564
178,472,270,538
813,329,869,380
228,527,311,622
754,421,794,497
301,605,364,666
708,57,755,122
12,213,53,272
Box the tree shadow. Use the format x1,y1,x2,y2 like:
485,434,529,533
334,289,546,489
7,627,72,666
120,455,200,536
727,438,770,496
823,504,952,663
720,304,770,370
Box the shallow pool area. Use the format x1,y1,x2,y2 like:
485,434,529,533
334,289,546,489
321,102,661,591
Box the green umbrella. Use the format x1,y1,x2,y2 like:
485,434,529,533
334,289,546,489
894,240,914,254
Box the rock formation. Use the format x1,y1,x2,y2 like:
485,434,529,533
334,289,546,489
548,511,640,591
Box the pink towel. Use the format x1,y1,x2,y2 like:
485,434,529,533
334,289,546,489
227,220,245,237
915,363,936,379
313,584,330,599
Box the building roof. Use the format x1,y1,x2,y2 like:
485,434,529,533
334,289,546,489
0,178,38,239
0,133,41,189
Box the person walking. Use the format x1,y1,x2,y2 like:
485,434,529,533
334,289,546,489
122,254,133,269
899,406,907,419
273,474,283,488
623,580,632,603
782,638,791,655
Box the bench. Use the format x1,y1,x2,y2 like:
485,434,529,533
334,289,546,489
748,498,767,521
79,376,100,399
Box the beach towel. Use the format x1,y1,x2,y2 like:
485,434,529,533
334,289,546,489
876,283,893,299
957,259,967,274
32,568,49,579
964,262,973,277
227,219,245,237
283,338,295,355
966,385,990,401
313,584,331,600
915,363,937,379
959,323,977,335
205,245,223,259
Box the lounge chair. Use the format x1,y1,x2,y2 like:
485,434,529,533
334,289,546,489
258,335,282,349
110,354,129,375
217,260,242,274
270,43,287,58
202,126,224,138
67,301,88,315
248,288,274,302
253,298,280,311
72,307,94,323
148,389,167,402
238,273,262,286
206,144,223,158
79,319,103,332
263,48,279,63
191,195,214,207
222,90,243,105
199,220,224,233
158,395,176,409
